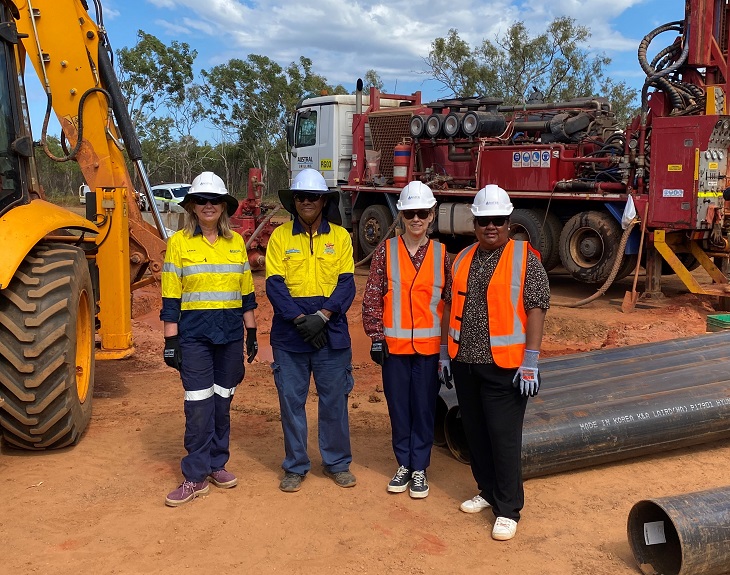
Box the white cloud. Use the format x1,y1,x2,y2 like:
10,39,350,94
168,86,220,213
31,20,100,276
147,0,177,7
139,0,679,97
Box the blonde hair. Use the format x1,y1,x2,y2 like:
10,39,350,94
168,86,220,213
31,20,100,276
183,204,234,239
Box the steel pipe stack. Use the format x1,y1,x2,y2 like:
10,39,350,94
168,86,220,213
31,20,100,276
437,331,730,478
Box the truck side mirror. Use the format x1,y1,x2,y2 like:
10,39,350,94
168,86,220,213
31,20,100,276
286,123,294,148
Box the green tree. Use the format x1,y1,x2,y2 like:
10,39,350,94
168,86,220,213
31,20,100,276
201,55,346,196
116,31,197,137
425,18,638,124
34,135,84,198
363,69,384,92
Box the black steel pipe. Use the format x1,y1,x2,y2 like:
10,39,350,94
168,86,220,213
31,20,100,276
438,332,730,476
521,380,730,478
627,486,730,575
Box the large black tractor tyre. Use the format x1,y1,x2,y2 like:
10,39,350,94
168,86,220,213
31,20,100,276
0,244,95,449
358,204,393,257
559,211,624,284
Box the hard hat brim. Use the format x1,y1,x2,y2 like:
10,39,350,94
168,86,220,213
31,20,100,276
278,188,340,218
470,205,514,217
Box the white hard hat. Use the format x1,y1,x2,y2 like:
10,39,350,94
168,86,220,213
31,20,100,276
291,168,328,192
471,184,514,216
396,181,437,210
191,171,227,195
182,171,239,216
279,168,340,220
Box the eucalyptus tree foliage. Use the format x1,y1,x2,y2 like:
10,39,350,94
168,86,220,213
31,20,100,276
116,30,197,137
425,18,638,124
364,69,385,92
201,55,346,195
34,135,83,198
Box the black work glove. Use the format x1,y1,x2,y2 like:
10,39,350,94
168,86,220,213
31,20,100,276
309,329,328,350
246,328,258,363
294,313,327,342
370,340,389,366
163,336,182,371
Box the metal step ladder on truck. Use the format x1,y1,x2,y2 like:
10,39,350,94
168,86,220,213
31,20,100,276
287,0,730,304
0,0,174,450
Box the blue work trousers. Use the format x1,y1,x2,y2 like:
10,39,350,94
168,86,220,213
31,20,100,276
271,346,354,476
179,338,244,482
382,353,441,471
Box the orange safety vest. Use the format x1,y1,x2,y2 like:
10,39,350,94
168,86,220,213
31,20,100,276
383,237,446,355
448,240,535,368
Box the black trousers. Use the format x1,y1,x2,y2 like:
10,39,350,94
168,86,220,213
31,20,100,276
453,361,528,522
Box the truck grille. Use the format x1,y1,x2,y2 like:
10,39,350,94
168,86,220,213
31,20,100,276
368,112,412,179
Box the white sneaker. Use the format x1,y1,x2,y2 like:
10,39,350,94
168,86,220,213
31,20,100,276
459,494,491,513
491,517,517,541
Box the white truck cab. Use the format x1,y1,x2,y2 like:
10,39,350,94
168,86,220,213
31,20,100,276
289,93,405,227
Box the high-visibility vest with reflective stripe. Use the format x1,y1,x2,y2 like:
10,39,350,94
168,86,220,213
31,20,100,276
448,240,533,368
161,230,254,311
383,237,445,355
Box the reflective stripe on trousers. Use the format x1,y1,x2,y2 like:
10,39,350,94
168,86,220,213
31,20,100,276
179,338,245,481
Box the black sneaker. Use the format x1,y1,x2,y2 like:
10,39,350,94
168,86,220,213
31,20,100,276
279,472,305,492
409,470,429,499
387,465,411,493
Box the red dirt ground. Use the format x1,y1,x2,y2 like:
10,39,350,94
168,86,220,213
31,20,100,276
2,267,728,574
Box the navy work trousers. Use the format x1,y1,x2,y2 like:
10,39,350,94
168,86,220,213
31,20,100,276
452,361,528,522
179,338,244,482
271,346,354,476
382,353,441,471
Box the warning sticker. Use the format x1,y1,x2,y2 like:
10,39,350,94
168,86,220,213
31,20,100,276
541,150,551,168
522,152,531,167
663,189,684,197
512,152,521,167
531,151,541,166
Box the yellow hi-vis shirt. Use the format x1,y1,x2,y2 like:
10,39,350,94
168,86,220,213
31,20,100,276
161,229,254,310
265,220,354,298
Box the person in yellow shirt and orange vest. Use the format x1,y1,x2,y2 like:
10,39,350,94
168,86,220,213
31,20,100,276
448,184,549,540
363,181,453,498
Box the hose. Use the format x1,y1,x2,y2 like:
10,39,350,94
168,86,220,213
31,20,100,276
553,218,639,308
41,87,112,163
245,203,282,251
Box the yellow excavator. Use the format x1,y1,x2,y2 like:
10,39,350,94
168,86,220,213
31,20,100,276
0,0,169,448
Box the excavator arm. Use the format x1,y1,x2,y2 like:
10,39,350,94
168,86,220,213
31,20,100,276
14,0,168,356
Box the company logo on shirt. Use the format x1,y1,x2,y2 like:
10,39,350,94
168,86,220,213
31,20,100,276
323,243,335,255
230,249,242,253
285,248,302,255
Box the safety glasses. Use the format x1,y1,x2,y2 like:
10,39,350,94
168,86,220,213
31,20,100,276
294,192,323,203
191,196,225,206
402,209,431,220
475,216,508,227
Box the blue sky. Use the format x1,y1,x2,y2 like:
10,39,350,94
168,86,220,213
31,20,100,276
26,0,686,140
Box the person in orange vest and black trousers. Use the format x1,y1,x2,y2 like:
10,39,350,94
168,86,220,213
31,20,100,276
448,184,549,541
362,181,453,499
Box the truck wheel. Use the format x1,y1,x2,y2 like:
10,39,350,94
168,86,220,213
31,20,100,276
358,204,393,257
509,209,555,267
0,244,95,449
533,210,563,272
559,211,623,284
